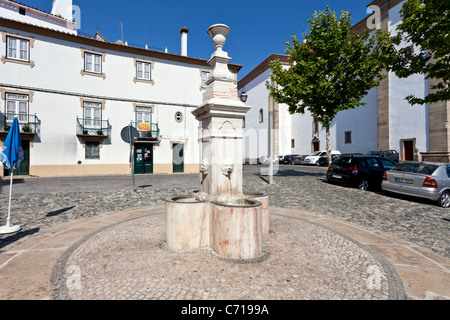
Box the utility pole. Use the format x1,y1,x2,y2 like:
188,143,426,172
268,95,274,185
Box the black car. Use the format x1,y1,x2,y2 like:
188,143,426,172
282,154,300,164
326,155,396,190
318,154,341,166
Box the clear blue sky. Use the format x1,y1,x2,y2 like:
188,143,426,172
19,0,373,78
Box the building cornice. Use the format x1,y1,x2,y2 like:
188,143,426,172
238,53,289,90
0,0,77,28
0,17,242,73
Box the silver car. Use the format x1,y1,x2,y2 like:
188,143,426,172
382,161,450,208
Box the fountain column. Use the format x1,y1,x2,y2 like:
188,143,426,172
167,24,266,260
193,24,263,260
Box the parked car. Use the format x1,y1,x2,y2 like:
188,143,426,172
367,150,399,162
292,155,308,165
318,154,341,166
326,155,396,190
258,156,269,164
281,154,300,164
304,150,341,165
382,161,450,208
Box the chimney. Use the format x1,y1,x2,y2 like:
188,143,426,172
180,26,189,56
51,0,73,21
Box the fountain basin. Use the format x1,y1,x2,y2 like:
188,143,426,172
211,199,263,260
244,192,269,238
166,196,210,251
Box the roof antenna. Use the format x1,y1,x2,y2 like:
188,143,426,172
120,22,124,42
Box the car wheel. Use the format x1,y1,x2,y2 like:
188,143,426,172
357,179,370,191
438,191,450,208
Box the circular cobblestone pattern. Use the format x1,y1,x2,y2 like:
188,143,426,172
51,213,404,300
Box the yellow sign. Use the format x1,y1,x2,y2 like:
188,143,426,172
139,123,150,131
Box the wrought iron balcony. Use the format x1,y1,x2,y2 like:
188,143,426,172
131,121,160,140
76,117,111,137
0,113,39,134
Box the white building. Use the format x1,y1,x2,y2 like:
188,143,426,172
0,0,241,177
238,0,444,164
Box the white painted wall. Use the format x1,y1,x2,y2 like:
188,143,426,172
0,25,212,173
334,87,378,154
388,1,428,154
240,68,271,162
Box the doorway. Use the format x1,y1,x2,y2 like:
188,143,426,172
312,140,320,153
402,140,414,161
134,143,153,174
172,143,184,173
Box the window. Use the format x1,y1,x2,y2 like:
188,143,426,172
366,157,380,168
84,52,102,74
133,58,154,84
259,109,264,123
291,139,295,148
136,106,152,127
83,101,102,129
201,71,210,88
345,131,352,144
7,36,29,62
313,120,319,133
379,158,396,170
242,117,245,128
136,61,151,81
5,93,28,122
85,141,100,159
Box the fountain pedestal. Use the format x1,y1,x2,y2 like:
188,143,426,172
166,24,268,260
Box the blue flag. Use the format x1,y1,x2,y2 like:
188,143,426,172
0,118,24,170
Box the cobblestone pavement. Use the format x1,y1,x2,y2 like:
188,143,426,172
0,165,449,301
1,165,448,259
51,213,403,300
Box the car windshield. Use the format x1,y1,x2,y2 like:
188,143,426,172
384,150,397,156
393,163,439,175
312,151,321,156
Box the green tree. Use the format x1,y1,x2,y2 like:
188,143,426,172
268,6,389,164
382,0,449,105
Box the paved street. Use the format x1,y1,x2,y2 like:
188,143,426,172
0,164,449,301
1,164,448,259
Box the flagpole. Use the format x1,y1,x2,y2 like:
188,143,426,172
0,117,21,234
0,169,21,234
7,169,13,227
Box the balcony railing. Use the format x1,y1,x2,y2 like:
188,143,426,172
0,113,40,134
131,121,160,140
76,117,111,137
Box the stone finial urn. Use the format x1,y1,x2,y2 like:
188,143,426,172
207,24,230,52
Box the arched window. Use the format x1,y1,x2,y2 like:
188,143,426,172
259,109,264,123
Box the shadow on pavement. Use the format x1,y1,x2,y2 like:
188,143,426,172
257,168,325,178
0,227,40,250
46,206,76,217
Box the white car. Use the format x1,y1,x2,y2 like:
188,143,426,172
303,150,341,165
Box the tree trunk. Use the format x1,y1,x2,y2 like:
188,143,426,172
326,125,331,166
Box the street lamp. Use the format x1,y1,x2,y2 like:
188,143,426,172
240,90,248,103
